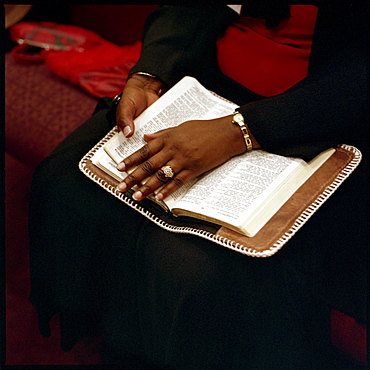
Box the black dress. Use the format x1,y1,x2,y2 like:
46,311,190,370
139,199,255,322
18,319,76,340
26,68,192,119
28,4,367,369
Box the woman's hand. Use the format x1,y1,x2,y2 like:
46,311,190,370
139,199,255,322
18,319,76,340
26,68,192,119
116,74,166,137
116,115,249,201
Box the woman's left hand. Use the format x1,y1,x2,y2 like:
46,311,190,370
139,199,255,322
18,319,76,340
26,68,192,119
116,115,247,201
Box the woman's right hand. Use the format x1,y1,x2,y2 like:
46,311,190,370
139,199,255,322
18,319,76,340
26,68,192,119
116,74,166,138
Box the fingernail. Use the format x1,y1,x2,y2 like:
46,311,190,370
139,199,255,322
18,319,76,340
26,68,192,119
132,191,143,201
117,182,127,192
123,126,132,137
155,193,164,201
117,162,126,171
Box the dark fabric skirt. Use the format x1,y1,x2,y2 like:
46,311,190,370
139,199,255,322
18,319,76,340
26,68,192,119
28,97,367,369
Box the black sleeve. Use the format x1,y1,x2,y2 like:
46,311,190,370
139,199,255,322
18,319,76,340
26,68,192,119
239,46,367,160
130,5,238,87
238,2,368,160
131,3,367,161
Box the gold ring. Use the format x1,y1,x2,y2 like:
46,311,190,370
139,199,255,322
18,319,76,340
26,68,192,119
160,165,175,178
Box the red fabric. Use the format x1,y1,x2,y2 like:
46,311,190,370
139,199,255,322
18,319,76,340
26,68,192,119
217,5,318,97
10,21,142,98
331,309,367,365
10,21,106,52
45,41,142,98
5,53,98,168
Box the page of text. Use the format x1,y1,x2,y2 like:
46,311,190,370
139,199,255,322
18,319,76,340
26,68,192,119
173,150,303,224
105,77,238,163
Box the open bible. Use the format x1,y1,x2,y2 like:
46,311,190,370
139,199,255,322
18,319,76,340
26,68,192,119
80,76,361,256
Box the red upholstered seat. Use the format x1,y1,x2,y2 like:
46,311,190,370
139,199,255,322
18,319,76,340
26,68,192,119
5,52,98,168
331,309,367,365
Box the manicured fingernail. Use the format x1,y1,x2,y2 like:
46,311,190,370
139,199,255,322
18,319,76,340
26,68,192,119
155,193,164,201
123,126,131,137
117,182,127,192
132,191,142,201
117,162,126,171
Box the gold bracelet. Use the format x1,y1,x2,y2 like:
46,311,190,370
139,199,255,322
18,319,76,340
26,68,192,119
231,112,253,152
128,71,158,80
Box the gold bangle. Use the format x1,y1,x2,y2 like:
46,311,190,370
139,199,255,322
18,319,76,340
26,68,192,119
231,112,253,152
128,71,158,80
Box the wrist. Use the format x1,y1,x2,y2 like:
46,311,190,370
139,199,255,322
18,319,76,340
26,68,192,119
216,115,247,157
127,72,167,97
231,112,253,152
232,112,260,151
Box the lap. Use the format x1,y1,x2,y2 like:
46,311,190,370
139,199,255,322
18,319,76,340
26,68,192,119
26,101,343,317
28,99,365,367
30,99,366,311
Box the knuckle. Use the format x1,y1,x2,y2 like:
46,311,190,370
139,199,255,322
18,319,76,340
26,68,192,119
125,174,137,184
141,160,154,174
172,177,185,188
139,145,151,160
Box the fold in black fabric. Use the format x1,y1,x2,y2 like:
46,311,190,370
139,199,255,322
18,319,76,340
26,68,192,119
240,0,291,28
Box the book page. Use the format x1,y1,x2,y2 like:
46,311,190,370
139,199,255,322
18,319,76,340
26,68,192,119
239,147,335,233
88,76,336,237
104,76,238,163
172,150,303,224
173,147,335,236
91,145,127,182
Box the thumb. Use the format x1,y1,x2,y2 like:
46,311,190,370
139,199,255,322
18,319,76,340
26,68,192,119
116,100,136,138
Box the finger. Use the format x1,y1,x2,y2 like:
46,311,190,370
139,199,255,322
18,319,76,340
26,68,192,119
117,138,164,172
143,128,171,142
117,151,171,193
155,169,194,201
116,81,163,138
131,163,179,201
116,97,136,138
144,132,161,142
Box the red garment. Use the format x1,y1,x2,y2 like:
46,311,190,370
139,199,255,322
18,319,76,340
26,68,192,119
45,41,142,98
10,21,142,98
217,5,318,97
9,21,105,51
